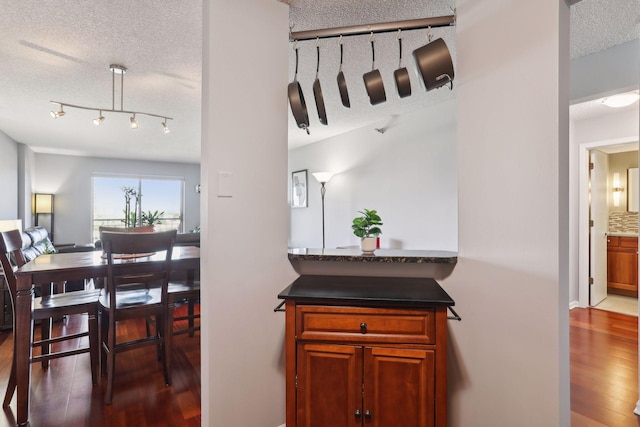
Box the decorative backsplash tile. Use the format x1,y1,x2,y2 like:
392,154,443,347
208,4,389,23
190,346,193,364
609,211,639,233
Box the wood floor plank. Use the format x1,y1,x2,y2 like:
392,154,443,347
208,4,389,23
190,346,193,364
571,308,640,427
2,305,637,426
0,305,200,427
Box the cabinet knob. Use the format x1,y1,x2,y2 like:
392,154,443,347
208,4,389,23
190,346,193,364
354,409,361,418
365,410,372,419
360,322,367,333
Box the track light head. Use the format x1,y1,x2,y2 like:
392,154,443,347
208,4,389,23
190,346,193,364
93,111,105,126
130,114,138,129
161,121,170,134
50,105,65,119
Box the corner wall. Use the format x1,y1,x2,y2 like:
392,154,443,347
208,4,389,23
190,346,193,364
0,130,18,219
201,1,293,426
442,1,570,425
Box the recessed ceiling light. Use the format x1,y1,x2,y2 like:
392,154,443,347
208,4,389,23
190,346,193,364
601,91,640,108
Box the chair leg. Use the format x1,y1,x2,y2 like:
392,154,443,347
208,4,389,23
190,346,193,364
105,317,116,405
40,318,51,369
162,310,172,386
188,298,195,338
3,351,16,407
100,311,109,377
88,310,99,386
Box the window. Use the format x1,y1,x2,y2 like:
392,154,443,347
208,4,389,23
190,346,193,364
92,176,184,241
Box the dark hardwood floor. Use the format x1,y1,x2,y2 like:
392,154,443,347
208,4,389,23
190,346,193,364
0,305,200,427
0,305,635,426
571,307,640,427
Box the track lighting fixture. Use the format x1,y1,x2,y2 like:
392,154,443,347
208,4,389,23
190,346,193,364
93,111,105,126
130,114,138,129
50,64,173,133
50,106,65,119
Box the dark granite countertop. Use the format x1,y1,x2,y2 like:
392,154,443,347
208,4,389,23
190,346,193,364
278,275,455,307
288,248,458,264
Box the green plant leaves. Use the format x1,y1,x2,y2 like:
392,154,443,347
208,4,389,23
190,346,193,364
352,209,383,238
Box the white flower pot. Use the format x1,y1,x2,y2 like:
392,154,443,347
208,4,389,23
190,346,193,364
361,237,377,254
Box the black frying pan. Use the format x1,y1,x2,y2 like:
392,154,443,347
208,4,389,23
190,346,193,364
363,38,386,105
413,38,455,91
337,41,350,108
312,44,328,125
394,37,411,98
288,47,310,134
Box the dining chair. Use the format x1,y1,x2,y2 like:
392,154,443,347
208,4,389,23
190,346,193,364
0,229,100,408
99,229,176,404
168,278,200,337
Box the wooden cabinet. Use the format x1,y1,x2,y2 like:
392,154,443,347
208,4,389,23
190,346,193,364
607,236,638,297
279,276,453,427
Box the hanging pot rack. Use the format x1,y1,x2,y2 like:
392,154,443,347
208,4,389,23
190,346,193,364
289,14,455,42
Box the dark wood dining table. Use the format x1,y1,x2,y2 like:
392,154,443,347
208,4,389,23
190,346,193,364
12,246,200,426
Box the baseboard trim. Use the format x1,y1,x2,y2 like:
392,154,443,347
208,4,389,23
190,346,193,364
569,300,581,310
634,400,640,415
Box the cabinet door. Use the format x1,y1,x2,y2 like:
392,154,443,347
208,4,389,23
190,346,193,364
363,347,435,427
297,343,363,427
607,249,638,295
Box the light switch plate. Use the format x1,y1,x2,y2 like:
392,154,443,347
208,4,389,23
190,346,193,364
217,171,233,197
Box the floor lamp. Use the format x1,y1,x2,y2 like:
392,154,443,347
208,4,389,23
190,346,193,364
312,172,333,249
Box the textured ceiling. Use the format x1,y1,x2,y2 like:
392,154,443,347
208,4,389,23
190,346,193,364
0,0,202,163
0,0,637,162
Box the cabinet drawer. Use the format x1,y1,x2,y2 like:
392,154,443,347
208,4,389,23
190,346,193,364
607,236,638,249
296,305,435,344
620,236,638,249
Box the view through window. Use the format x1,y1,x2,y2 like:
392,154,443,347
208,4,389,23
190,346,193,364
92,176,184,241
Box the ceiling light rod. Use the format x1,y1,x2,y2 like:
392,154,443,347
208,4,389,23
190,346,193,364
48,101,173,121
49,64,173,129
290,14,455,42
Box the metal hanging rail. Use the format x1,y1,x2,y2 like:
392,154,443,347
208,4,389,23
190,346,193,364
290,14,455,42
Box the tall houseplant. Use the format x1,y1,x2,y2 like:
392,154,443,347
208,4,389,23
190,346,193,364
352,209,383,253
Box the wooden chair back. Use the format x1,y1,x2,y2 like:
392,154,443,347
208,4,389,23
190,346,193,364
0,229,28,298
101,230,177,309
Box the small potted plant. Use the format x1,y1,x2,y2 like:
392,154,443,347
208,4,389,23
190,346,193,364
142,210,165,227
352,209,383,254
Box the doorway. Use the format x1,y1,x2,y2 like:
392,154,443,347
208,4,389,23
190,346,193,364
582,142,639,316
579,142,638,316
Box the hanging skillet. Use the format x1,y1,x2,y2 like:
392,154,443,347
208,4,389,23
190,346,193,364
412,28,455,91
287,45,310,134
363,34,386,105
312,41,328,125
336,36,350,108
394,32,412,98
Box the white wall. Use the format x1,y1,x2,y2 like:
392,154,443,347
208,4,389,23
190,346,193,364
441,1,570,426
31,153,200,245
289,99,457,250
0,130,18,219
201,1,293,426
17,144,34,229
571,39,640,102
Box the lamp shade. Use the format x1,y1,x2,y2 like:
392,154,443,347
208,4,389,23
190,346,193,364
34,193,54,214
312,172,334,184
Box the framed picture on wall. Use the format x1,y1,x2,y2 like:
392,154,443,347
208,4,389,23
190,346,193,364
291,169,308,208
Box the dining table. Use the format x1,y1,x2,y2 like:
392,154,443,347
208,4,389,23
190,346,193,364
11,245,200,426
